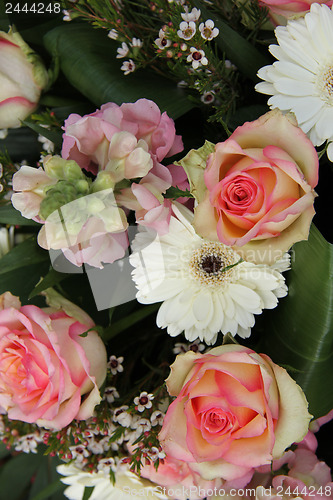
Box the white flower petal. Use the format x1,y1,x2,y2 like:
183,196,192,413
130,206,288,344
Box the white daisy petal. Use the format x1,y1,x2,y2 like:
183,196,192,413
257,3,333,159
130,205,289,344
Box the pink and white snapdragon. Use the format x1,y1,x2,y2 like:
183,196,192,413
61,98,183,181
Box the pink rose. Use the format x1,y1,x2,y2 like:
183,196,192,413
256,448,333,500
0,292,107,429
193,110,318,264
61,99,183,184
140,455,224,500
159,345,311,483
258,0,333,24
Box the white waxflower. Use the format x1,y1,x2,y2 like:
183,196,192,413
15,433,40,454
186,47,208,69
108,355,124,375
108,29,118,40
199,20,219,40
155,29,171,50
130,204,289,345
131,417,151,435
103,386,120,403
131,38,142,48
97,457,116,474
201,90,215,104
0,129,8,139
147,446,166,462
62,9,71,21
181,7,201,22
120,59,136,75
177,21,196,41
113,406,132,427
255,3,333,161
133,391,154,412
69,445,90,464
150,410,165,427
116,42,129,58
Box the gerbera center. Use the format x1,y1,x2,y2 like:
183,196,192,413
189,242,239,287
318,64,333,104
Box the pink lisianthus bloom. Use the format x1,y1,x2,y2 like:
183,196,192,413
158,344,312,483
61,99,183,184
193,110,318,264
0,291,107,430
258,0,333,24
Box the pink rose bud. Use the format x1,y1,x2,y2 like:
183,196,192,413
0,28,48,129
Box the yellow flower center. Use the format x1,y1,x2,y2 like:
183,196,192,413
189,242,239,287
317,64,333,104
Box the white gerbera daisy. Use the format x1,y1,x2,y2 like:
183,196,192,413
130,205,289,345
57,462,168,500
255,3,333,160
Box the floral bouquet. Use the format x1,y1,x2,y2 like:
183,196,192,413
0,0,333,499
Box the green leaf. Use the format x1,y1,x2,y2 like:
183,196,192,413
82,487,94,500
43,24,194,119
0,127,41,162
104,303,160,341
0,452,43,500
0,262,50,305
28,268,71,299
0,204,40,227
22,120,63,148
0,442,10,459
0,237,49,275
260,225,333,418
29,456,66,500
192,0,270,81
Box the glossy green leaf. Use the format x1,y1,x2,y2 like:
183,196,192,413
0,442,10,459
0,237,49,275
260,225,333,418
0,452,43,500
29,268,71,299
0,205,40,226
29,455,66,500
22,120,63,148
0,262,50,305
0,127,41,162
193,0,270,81
43,24,194,119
